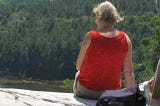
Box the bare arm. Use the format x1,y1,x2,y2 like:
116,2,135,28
76,32,91,71
123,34,136,88
148,77,155,103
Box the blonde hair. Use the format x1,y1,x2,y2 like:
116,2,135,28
93,1,124,24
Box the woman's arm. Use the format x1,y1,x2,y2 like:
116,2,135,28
123,34,136,88
76,32,91,71
149,59,160,105
148,77,155,103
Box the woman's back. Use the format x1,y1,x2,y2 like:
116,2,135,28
74,1,135,99
78,30,129,91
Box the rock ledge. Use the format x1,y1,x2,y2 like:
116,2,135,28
0,81,148,106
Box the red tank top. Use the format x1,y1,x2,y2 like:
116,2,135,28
78,30,128,91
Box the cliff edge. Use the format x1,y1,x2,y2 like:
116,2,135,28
0,81,148,106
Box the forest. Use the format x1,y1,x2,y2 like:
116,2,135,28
0,0,160,83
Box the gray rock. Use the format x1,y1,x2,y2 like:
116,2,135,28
0,82,147,106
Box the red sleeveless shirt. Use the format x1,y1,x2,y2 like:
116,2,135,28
78,30,128,91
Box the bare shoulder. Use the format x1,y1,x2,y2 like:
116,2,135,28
82,32,91,43
81,32,91,48
123,33,132,47
83,32,91,39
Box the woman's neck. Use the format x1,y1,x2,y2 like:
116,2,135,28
98,24,119,38
98,26,116,33
98,22,116,33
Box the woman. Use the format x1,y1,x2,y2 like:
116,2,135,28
73,1,136,99
147,59,160,105
147,77,160,105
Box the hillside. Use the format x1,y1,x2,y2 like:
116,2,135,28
0,0,159,83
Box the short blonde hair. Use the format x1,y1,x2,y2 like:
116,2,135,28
93,1,124,24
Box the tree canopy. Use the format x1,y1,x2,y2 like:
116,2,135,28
0,0,159,83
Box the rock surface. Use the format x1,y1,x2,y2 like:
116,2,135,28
0,88,97,106
0,81,148,106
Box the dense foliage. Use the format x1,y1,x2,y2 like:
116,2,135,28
0,0,159,83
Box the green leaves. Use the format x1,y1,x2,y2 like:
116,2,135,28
0,0,159,82
62,79,74,92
